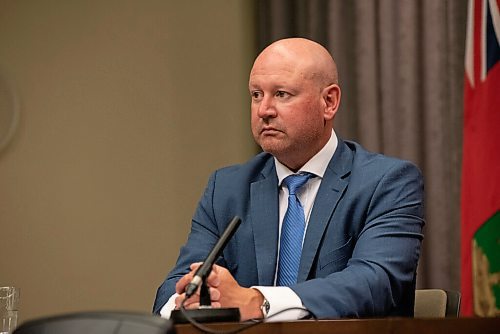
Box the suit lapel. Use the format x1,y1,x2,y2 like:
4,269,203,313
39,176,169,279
298,139,353,282
250,160,280,286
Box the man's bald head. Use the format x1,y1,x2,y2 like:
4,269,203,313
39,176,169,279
249,38,342,171
251,38,339,88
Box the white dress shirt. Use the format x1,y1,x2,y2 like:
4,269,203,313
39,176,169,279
160,131,338,321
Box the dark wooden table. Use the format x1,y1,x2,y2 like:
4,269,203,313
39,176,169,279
175,317,500,334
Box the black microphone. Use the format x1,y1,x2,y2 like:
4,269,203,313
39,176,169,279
184,216,242,298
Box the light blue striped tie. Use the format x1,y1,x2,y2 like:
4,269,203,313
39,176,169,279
277,172,314,286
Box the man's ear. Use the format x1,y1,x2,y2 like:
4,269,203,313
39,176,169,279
322,84,341,121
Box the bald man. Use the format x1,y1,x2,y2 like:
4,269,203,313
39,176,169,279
153,38,424,321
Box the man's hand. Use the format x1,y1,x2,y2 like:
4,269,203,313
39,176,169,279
174,263,265,321
174,263,222,310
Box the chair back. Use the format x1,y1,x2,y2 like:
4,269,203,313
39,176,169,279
414,289,461,318
13,311,175,334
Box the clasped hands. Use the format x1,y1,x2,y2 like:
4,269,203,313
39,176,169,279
175,263,265,321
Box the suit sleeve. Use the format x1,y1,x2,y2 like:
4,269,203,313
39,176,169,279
291,161,424,318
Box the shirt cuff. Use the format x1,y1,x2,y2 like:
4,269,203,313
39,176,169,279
252,286,308,322
159,293,178,319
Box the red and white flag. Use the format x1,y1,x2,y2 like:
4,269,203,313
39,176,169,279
461,0,500,317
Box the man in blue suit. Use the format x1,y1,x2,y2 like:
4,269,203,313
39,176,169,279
153,38,424,321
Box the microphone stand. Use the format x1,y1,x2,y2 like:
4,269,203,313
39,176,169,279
199,280,212,307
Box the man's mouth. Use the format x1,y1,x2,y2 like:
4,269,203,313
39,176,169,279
261,127,281,134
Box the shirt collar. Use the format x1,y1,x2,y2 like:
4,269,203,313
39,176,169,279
274,130,338,186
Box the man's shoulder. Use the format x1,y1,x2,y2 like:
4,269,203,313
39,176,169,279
213,151,275,181
342,139,423,179
345,139,419,166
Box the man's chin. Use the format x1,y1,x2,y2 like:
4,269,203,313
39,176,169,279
259,142,289,157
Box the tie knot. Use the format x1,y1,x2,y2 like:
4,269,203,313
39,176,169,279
282,173,314,195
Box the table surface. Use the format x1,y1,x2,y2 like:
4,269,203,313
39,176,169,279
174,317,500,334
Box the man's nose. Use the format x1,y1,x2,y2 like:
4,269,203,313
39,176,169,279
257,96,277,119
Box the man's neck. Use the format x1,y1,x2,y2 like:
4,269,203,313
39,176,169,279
274,130,338,181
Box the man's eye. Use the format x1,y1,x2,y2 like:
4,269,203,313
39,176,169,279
251,91,262,99
276,91,289,98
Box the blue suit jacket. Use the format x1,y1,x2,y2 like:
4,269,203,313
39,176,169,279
153,139,424,318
